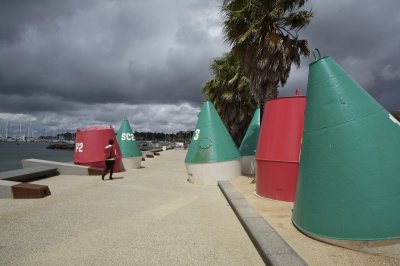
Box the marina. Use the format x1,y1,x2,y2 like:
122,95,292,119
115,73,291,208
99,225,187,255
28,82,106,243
1,1,400,265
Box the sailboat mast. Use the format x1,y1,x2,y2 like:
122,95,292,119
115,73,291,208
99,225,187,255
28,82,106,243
5,121,9,139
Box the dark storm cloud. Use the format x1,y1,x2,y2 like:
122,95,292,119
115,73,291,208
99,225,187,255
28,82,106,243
0,0,227,133
304,1,400,60
0,93,79,113
0,0,95,45
283,0,400,111
0,0,399,135
0,0,224,108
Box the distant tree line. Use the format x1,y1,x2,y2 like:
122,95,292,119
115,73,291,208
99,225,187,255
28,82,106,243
134,131,194,142
42,131,195,143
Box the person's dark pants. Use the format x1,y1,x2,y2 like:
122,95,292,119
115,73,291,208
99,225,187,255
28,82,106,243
102,159,115,180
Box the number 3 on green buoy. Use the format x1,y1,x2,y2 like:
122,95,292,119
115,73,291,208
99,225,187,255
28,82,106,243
193,129,200,140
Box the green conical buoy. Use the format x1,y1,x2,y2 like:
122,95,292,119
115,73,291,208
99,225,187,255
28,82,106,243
239,108,260,175
292,50,400,241
117,118,142,169
185,101,241,185
185,101,240,163
239,108,260,156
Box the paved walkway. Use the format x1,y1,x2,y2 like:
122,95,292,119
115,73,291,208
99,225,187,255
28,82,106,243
0,149,263,265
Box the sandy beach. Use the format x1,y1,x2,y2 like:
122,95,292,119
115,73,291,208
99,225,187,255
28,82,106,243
229,176,400,265
1,149,399,265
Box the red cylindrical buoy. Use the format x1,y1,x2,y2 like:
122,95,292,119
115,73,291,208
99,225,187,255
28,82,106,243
255,95,306,202
74,126,123,172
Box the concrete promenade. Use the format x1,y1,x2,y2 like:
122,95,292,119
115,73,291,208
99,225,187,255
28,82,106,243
0,149,264,265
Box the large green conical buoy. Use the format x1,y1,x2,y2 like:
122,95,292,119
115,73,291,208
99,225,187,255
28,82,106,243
116,119,142,158
239,108,260,156
185,101,240,163
292,50,400,240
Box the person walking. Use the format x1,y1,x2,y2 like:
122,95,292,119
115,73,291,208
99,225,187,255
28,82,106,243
102,139,117,180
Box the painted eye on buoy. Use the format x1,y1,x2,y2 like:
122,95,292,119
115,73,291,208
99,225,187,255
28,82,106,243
198,137,212,149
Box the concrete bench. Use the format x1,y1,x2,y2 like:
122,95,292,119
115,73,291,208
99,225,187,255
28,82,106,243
0,180,51,199
22,159,102,176
147,148,163,153
0,180,21,198
0,166,59,182
12,183,51,199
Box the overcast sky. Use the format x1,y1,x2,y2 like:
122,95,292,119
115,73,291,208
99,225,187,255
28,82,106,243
0,0,399,136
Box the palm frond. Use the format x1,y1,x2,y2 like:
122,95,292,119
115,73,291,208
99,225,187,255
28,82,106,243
221,0,312,103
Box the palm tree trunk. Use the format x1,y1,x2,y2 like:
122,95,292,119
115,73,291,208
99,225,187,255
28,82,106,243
258,87,278,124
259,100,264,124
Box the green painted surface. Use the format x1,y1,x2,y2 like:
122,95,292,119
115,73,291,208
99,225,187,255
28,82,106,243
116,119,142,158
292,55,400,240
239,108,260,156
184,101,240,163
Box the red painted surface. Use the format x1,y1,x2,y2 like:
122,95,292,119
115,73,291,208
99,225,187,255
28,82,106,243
73,126,122,172
255,96,306,202
256,161,299,202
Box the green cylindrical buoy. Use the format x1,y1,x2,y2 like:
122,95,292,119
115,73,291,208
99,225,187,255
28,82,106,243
117,118,142,169
185,101,241,185
239,108,260,175
292,51,400,251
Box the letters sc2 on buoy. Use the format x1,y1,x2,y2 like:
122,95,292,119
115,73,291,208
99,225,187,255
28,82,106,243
121,133,135,141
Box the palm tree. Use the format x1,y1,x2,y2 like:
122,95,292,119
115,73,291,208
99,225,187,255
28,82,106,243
203,52,257,146
222,0,312,111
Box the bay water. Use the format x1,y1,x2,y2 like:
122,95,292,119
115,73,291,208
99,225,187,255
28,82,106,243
0,142,74,172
